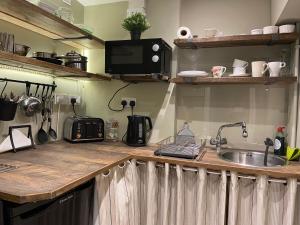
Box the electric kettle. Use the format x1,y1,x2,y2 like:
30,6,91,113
125,115,153,147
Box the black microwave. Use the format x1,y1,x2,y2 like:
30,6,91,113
105,38,172,76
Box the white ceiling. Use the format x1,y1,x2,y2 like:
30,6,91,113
77,0,128,6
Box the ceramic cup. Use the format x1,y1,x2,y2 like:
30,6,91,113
233,59,248,68
212,66,227,77
263,26,278,34
263,62,286,77
279,24,295,34
251,61,268,77
233,66,247,75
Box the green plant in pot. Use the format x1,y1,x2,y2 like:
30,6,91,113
122,12,150,40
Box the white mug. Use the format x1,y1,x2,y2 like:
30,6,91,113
252,61,268,77
263,62,286,77
233,59,248,68
233,66,246,75
263,26,278,34
251,29,263,35
212,66,227,77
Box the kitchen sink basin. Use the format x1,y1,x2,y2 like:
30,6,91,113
219,150,287,167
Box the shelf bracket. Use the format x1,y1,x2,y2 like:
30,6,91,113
54,35,93,41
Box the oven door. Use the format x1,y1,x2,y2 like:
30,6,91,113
105,39,161,74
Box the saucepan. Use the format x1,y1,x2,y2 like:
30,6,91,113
19,83,42,117
56,51,87,71
14,44,31,56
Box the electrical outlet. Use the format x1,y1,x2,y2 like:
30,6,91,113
54,94,81,104
69,96,81,104
54,94,69,104
121,97,137,108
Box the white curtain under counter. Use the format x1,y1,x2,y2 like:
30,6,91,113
93,160,300,225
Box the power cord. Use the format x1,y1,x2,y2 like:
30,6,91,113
108,83,131,112
71,98,77,116
129,100,136,116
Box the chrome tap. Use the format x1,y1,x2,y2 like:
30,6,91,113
210,121,248,153
264,138,274,166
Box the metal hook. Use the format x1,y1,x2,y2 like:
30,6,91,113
0,81,8,98
25,82,31,96
34,84,40,97
41,85,45,99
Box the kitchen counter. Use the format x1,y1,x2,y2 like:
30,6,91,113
0,141,300,204
0,142,131,204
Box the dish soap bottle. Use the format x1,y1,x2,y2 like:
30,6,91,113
274,126,286,156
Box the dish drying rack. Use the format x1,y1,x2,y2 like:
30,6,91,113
154,135,206,159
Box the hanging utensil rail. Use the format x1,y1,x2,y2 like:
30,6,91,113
0,78,56,88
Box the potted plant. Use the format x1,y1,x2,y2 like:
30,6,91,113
122,12,150,40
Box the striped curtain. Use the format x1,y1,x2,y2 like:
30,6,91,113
93,160,299,225
228,173,298,225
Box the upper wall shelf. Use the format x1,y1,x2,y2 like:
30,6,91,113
174,33,299,49
0,51,111,81
0,0,104,49
119,75,170,83
171,76,297,85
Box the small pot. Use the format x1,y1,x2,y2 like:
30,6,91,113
65,60,87,71
130,30,141,40
0,99,18,121
57,51,88,71
33,52,57,59
14,44,31,56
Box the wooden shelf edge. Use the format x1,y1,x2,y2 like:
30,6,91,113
171,76,297,85
117,75,170,83
0,0,105,49
0,51,111,81
62,73,112,81
174,33,299,49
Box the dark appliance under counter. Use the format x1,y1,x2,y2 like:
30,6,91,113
2,180,94,225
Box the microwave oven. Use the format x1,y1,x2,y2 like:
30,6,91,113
105,38,172,76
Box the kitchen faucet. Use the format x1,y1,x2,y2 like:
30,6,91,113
264,138,274,166
210,121,248,153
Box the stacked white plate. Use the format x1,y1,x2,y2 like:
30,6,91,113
178,70,209,77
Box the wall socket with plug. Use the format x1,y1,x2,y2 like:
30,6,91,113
121,98,137,108
54,94,81,105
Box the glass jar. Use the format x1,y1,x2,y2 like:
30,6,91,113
106,119,119,142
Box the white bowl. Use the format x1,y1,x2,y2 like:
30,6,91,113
204,28,217,38
263,26,278,34
279,24,295,34
251,29,263,35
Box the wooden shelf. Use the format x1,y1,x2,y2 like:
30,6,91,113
0,51,111,81
174,33,299,49
118,75,170,83
0,0,104,49
171,76,297,85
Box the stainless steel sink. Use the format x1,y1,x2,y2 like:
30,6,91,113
219,150,287,167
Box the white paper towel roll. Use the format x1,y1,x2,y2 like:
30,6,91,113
177,27,192,39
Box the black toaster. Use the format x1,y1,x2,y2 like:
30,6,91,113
63,116,104,143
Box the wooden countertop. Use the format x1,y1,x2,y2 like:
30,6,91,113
0,142,131,204
0,141,300,204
